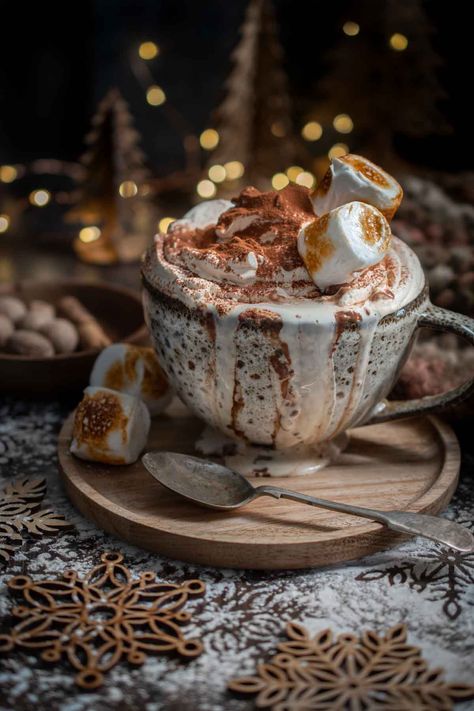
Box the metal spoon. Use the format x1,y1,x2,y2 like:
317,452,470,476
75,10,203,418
142,451,474,553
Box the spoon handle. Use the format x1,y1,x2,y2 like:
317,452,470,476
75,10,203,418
255,485,474,553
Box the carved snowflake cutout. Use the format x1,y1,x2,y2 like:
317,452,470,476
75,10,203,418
356,519,474,620
229,621,474,710
0,477,71,563
0,552,206,688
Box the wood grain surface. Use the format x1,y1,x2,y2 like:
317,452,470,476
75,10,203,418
57,400,460,569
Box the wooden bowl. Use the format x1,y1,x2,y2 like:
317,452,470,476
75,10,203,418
0,280,147,397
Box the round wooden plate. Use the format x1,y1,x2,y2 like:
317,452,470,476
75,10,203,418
58,400,460,569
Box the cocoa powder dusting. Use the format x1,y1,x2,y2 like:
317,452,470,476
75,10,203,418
165,185,314,284
158,180,402,306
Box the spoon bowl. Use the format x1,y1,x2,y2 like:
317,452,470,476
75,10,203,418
141,452,256,510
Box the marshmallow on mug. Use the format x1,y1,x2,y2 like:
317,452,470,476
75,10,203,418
312,154,403,221
90,343,172,416
70,386,150,465
298,201,392,291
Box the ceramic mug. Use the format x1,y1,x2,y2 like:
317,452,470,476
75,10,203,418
142,254,474,463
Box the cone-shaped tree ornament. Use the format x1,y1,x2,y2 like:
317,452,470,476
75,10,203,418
320,0,448,166
67,89,154,264
206,0,303,194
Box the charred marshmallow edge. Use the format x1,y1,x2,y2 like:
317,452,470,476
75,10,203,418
90,343,172,416
312,154,403,221
70,386,151,465
297,201,392,291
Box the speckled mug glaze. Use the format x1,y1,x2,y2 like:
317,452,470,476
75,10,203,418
142,252,474,475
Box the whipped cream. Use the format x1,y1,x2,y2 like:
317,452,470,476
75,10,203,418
170,199,233,231
149,232,422,314
312,154,403,221
161,185,316,297
151,181,421,312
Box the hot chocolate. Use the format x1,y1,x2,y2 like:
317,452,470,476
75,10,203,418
142,154,473,475
155,183,421,310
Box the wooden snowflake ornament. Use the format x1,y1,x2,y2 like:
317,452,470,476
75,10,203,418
356,519,474,621
229,621,474,709
0,478,71,563
0,552,205,688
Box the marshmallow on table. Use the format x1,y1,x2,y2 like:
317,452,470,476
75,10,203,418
168,199,233,232
298,201,392,291
312,154,403,221
90,343,172,416
70,386,150,465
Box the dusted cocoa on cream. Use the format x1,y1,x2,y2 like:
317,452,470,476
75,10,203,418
154,184,422,310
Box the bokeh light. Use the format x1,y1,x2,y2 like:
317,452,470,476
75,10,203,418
295,171,315,189
199,129,219,150
342,21,360,36
158,217,176,233
0,215,10,233
0,165,18,183
390,33,408,51
29,189,51,207
138,41,159,60
208,164,227,183
270,121,286,138
271,173,289,190
301,121,323,141
328,144,349,160
286,166,303,182
146,85,166,106
333,114,354,134
196,179,217,198
79,226,101,243
224,161,245,180
119,181,138,198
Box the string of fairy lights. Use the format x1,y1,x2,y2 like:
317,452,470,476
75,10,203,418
0,21,409,239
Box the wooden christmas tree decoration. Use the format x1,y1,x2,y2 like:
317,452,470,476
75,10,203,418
67,88,153,264
206,0,303,193
319,0,448,166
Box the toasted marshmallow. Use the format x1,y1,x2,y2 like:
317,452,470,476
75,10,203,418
312,154,403,221
90,344,172,416
298,201,392,291
169,199,233,232
70,387,150,465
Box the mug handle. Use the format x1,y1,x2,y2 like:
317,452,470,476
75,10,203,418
367,304,474,425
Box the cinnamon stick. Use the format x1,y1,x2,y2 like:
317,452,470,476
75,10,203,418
58,296,111,350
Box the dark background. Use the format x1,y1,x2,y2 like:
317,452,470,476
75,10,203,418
0,0,470,174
